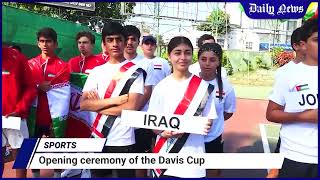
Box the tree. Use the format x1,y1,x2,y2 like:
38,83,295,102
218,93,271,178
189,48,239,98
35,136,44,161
140,22,151,34
197,9,230,36
2,2,136,31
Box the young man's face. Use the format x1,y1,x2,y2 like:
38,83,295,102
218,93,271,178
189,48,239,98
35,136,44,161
78,36,93,56
301,32,318,62
141,41,156,58
306,32,318,61
293,41,306,59
104,34,125,58
38,36,57,55
125,35,139,55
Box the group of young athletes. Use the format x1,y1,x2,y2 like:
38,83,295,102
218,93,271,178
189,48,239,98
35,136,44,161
2,16,317,178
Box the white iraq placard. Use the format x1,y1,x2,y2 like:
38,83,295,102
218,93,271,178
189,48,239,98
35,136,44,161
121,110,210,135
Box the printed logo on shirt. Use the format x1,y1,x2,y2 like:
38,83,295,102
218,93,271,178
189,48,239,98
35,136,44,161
215,91,225,98
48,73,56,78
154,64,162,70
2,70,10,75
295,84,309,91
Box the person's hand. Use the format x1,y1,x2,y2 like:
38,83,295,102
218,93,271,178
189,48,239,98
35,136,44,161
266,169,279,178
5,112,20,118
171,131,184,138
112,94,129,105
203,119,213,135
38,81,51,92
87,90,100,100
160,131,183,138
160,130,173,138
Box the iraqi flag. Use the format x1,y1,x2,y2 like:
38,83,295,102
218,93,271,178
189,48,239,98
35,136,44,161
154,64,162,70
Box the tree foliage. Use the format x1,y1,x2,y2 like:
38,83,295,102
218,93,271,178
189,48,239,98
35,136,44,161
3,2,135,24
197,9,230,35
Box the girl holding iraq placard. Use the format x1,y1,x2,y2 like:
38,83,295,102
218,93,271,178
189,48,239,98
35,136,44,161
148,36,217,178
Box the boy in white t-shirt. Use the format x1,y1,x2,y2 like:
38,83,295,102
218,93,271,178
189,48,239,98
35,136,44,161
266,18,318,178
124,25,156,178
80,22,145,178
141,35,171,85
267,26,306,178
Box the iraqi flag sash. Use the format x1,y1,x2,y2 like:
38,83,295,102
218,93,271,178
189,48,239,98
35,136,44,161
91,62,146,138
152,75,214,177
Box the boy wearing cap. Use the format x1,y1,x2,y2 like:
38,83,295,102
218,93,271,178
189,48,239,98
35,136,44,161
141,35,171,85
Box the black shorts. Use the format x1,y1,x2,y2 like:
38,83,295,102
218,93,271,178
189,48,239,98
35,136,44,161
279,158,318,178
205,135,223,153
135,128,155,153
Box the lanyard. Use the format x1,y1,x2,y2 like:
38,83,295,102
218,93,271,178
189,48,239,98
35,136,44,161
41,58,49,76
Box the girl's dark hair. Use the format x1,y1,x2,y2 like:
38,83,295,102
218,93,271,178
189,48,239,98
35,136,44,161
167,36,193,55
198,43,223,101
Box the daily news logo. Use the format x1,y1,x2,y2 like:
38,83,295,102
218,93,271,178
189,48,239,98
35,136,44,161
241,0,310,19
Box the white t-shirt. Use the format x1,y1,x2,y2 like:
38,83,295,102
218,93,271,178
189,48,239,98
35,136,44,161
148,75,217,178
83,60,144,146
204,77,236,142
274,60,296,79
269,62,318,164
144,56,171,86
189,62,227,78
130,54,156,87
